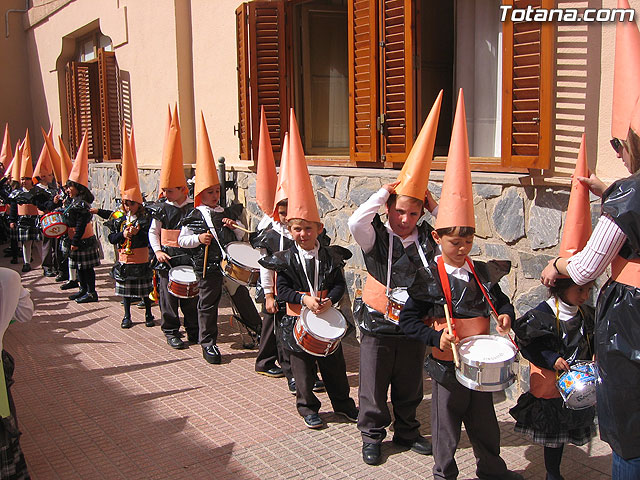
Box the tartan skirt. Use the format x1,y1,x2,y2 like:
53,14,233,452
67,236,101,269
17,226,42,242
115,277,153,298
0,425,30,480
8,226,18,243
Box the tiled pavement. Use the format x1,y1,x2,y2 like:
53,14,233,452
3,258,613,479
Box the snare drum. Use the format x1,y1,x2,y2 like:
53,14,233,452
41,212,68,238
168,265,199,298
385,287,409,324
455,335,517,392
294,307,347,357
220,241,262,286
556,361,597,410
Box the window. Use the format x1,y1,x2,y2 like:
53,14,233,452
65,33,121,162
237,0,553,170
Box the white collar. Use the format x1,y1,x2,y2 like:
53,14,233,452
437,254,472,282
273,221,293,239
166,198,193,208
296,241,319,259
200,204,224,213
383,221,419,248
546,296,579,322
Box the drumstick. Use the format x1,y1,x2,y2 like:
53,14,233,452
203,243,209,278
444,304,460,368
229,222,252,234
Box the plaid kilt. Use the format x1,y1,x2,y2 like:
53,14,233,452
115,277,153,298
67,236,101,269
8,227,18,243
0,430,30,480
514,422,596,448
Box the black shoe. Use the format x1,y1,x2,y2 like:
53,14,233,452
202,345,221,364
68,290,87,300
392,436,432,455
76,292,98,303
21,263,31,272
55,273,68,282
288,379,296,395
61,280,79,290
362,442,381,465
303,413,323,429
256,366,284,378
10,257,18,264
43,269,56,277
167,336,186,350
334,406,359,423
136,300,146,309
144,316,155,327
121,317,133,329
477,471,524,480
312,379,325,393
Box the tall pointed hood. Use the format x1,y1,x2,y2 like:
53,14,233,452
284,109,320,224
43,130,62,183
19,131,34,180
193,112,219,207
58,136,73,185
612,0,640,139
120,126,143,204
0,124,11,171
130,125,137,166
68,131,90,187
272,132,290,222
9,142,22,182
33,127,54,181
395,90,442,201
558,133,592,258
256,107,278,216
159,104,187,191
434,89,474,230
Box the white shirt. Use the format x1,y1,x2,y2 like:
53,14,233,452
259,219,293,295
436,254,473,283
0,268,33,351
546,296,579,322
177,205,244,249
148,198,194,253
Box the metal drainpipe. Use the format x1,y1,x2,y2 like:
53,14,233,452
5,0,30,38
217,156,226,208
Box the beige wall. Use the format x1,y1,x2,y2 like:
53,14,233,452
0,0,34,154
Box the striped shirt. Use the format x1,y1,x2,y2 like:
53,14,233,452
566,214,627,285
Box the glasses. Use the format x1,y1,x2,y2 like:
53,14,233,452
610,137,623,154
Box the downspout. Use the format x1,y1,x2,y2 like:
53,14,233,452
5,0,30,38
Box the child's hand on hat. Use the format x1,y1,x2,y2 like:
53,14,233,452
495,314,512,334
382,181,400,193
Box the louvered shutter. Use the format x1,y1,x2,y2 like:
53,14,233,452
379,0,413,164
98,49,122,161
501,0,554,169
236,3,251,160
348,0,378,163
65,61,102,159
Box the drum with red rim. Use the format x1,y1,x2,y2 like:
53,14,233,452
294,306,347,357
168,265,199,298
41,212,68,238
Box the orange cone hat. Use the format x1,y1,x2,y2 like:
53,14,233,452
272,132,290,222
9,142,22,182
395,90,442,201
193,112,219,207
58,136,73,185
285,109,320,224
558,133,592,258
0,124,11,171
43,130,62,183
130,125,137,166
33,127,54,181
435,89,474,230
19,131,34,180
68,131,90,187
159,104,187,191
256,107,278,216
612,0,640,139
120,127,143,204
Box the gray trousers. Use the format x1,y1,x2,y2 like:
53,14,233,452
431,378,508,480
198,272,223,347
357,333,427,444
158,270,199,340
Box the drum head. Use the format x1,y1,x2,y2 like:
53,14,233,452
302,308,346,340
226,242,262,269
45,224,67,237
390,287,409,303
169,265,197,282
458,335,516,365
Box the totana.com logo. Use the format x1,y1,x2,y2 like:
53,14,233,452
499,5,635,22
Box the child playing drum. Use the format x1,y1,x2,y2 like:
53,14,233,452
258,110,357,429
106,129,155,329
398,91,522,480
510,134,596,480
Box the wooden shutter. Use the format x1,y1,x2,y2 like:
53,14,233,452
236,3,251,160
98,49,122,161
379,0,414,164
236,1,287,163
501,0,554,169
348,0,378,163
65,61,101,159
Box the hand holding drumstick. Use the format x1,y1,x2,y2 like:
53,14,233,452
443,304,460,368
222,218,252,234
